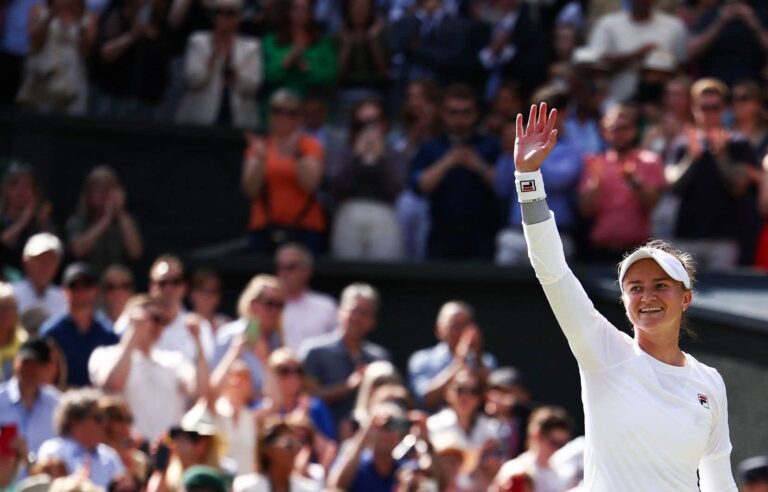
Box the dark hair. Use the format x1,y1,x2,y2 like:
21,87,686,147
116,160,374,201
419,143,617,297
443,83,477,106
258,420,295,471
527,405,573,437
348,97,386,145
190,268,221,291
530,85,568,111
342,0,375,30
0,162,41,216
275,0,321,46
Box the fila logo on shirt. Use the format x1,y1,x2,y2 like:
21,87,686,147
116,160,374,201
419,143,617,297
698,393,710,409
520,180,537,192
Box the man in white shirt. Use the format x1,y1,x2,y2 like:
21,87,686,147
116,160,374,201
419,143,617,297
275,243,336,353
89,295,208,441
12,233,67,326
588,0,687,104
493,406,573,492
115,255,214,362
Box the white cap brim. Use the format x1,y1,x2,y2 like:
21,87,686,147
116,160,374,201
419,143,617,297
618,248,690,292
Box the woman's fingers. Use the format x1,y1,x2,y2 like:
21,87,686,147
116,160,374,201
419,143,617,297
516,113,524,139
544,108,557,136
536,102,548,133
526,104,537,135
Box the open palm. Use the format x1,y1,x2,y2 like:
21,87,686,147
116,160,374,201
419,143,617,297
514,103,558,172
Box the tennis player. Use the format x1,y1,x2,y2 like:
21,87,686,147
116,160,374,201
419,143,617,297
512,102,737,491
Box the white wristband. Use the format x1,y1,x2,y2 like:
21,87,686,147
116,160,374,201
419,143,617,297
515,170,547,203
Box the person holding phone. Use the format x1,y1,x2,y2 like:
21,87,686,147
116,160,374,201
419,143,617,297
513,102,737,490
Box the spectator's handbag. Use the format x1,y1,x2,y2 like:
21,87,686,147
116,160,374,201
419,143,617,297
261,183,317,254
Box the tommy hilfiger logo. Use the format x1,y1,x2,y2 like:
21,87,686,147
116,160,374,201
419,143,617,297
520,180,537,192
698,394,710,409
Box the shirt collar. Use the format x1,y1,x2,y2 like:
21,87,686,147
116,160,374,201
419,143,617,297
6,377,21,404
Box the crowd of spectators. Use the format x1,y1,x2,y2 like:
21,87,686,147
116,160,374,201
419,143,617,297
1,0,768,267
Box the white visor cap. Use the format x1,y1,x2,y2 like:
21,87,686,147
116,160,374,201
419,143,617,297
618,248,691,292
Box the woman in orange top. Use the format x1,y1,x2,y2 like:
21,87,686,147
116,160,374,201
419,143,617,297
242,89,325,254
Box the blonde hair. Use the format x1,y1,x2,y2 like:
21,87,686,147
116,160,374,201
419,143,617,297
352,361,402,424
690,77,728,103
237,274,282,319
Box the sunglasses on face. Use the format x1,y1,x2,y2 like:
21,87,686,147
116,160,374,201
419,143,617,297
256,296,285,310
454,385,482,396
69,281,96,291
270,107,300,118
275,365,303,377
698,103,723,113
104,282,132,292
153,277,184,288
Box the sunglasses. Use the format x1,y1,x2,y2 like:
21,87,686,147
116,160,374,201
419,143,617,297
276,262,303,272
383,417,411,433
454,385,482,396
154,277,184,288
275,365,303,377
698,104,723,113
270,107,300,118
68,281,96,290
256,296,285,310
104,282,132,292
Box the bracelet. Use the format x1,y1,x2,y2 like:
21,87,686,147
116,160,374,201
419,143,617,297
515,169,547,203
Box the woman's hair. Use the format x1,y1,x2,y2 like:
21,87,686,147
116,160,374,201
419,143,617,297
76,165,121,218
690,77,728,103
190,268,221,292
236,274,282,319
401,79,442,128
54,388,103,436
526,405,573,439
257,419,295,472
274,0,321,45
352,361,402,424
0,162,40,216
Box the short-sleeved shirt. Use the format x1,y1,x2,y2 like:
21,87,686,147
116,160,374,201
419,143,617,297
37,437,125,488
427,408,500,452
579,148,666,250
0,378,59,454
11,280,67,322
282,290,337,354
247,135,325,232
40,314,119,387
299,331,391,424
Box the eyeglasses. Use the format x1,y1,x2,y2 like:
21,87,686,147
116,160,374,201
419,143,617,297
275,365,304,377
68,281,96,291
153,277,184,288
276,261,303,272
270,107,300,118
256,296,285,310
104,282,132,292
454,385,482,396
698,103,723,113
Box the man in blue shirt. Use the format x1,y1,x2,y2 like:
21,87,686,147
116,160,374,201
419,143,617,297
40,263,118,387
0,338,59,455
410,83,502,260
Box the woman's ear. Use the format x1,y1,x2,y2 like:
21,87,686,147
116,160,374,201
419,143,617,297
681,289,692,312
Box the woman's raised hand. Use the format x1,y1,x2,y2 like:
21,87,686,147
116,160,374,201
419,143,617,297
514,102,558,172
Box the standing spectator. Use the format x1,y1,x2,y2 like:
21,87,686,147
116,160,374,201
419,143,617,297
214,274,285,394
493,406,573,492
12,233,66,328
96,264,134,332
175,0,262,127
410,83,501,260
40,263,119,387
408,300,496,409
275,244,336,355
641,75,692,163
0,164,55,271
0,0,42,106
0,338,59,454
0,283,27,381
666,78,760,269
188,269,231,335
687,0,768,87
67,166,143,275
588,0,687,104
565,47,608,155
15,0,96,114
92,0,174,119
37,388,125,489
89,295,208,441
115,255,215,362
331,98,404,261
495,86,583,264
579,105,666,261
300,283,391,433
242,90,326,256
262,0,337,97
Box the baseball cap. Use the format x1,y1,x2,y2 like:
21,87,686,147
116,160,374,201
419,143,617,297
182,466,226,492
17,338,52,363
62,263,97,287
739,455,768,483
618,248,691,292
22,233,63,259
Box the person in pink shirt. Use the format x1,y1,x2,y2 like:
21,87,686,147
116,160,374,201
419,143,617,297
579,104,666,262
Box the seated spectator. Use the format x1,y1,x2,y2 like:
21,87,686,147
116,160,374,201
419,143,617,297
579,104,665,261
331,98,404,260
242,90,326,256
687,0,768,87
98,395,149,482
274,243,336,354
327,402,408,491
426,367,498,452
40,263,119,387
233,419,321,492
738,455,768,492
484,367,533,460
493,406,573,492
262,0,337,97
335,0,388,111
214,274,285,394
460,439,505,492
495,86,583,264
15,0,96,115
96,264,134,332
352,361,401,427
0,283,28,381
408,300,496,409
12,233,66,325
300,283,391,435
66,166,143,275
410,84,501,260
0,338,59,454
588,0,686,105
37,388,125,488
0,163,55,271
89,295,208,441
188,268,231,335
666,78,760,269
175,0,262,128
92,0,174,119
